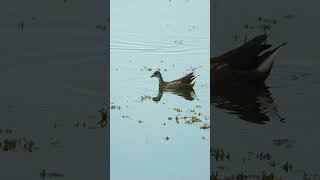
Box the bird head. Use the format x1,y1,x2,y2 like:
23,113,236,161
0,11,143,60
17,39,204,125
150,71,161,78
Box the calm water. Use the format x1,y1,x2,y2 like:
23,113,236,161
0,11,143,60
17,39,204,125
212,0,320,179
111,0,210,179
0,0,108,179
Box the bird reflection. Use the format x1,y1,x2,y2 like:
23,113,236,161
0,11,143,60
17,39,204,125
152,87,197,102
211,84,284,124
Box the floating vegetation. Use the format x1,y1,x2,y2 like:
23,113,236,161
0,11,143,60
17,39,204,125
216,165,226,170
257,17,278,24
211,147,316,179
54,118,102,129
290,74,299,81
173,40,183,45
139,95,153,102
283,161,293,173
200,123,210,129
187,25,196,31
289,72,312,81
0,139,17,152
174,115,203,124
52,121,63,129
172,108,183,112
247,151,272,161
7,104,16,112
213,172,282,180
256,24,272,31
74,121,87,128
96,24,106,31
140,66,157,72
233,173,251,179
211,172,218,180
211,148,231,161
185,121,192,124
257,152,272,160
269,160,278,168
110,104,121,110
272,138,294,148
187,66,197,72
234,13,295,43
191,116,201,123
185,116,202,124
0,128,16,135
40,169,64,180
303,172,320,180
283,13,296,20
17,20,24,31
0,137,38,152
168,106,209,129
50,137,63,148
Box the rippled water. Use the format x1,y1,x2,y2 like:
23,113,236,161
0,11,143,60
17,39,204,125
211,0,320,179
111,0,210,179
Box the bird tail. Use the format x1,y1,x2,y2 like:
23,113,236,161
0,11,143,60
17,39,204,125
190,75,199,86
256,42,287,73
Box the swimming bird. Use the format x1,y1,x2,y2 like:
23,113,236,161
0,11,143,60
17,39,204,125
151,71,197,90
211,34,287,88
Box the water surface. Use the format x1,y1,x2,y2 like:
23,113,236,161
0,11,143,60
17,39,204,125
111,0,210,179
0,0,108,179
211,0,320,179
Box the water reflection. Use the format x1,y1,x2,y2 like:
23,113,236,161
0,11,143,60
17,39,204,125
152,87,197,102
212,84,284,124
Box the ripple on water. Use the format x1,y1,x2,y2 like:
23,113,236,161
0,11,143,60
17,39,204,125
111,33,208,54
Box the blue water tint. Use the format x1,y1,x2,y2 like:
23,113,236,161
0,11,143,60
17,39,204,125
111,0,210,179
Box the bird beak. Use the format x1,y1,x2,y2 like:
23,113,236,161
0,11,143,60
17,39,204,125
150,74,154,78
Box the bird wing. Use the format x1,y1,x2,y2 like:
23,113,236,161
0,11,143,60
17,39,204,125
211,34,272,70
171,72,196,84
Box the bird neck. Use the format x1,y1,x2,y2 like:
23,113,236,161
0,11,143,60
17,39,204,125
157,74,165,87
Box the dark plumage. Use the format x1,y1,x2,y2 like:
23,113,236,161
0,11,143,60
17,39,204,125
97,108,107,128
211,34,287,88
150,71,197,90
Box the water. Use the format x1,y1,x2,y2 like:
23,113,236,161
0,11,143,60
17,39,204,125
111,0,210,179
211,0,320,179
0,0,108,179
